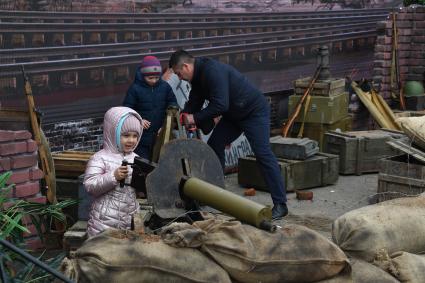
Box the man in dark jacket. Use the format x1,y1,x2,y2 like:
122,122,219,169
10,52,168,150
169,50,288,219
123,56,177,160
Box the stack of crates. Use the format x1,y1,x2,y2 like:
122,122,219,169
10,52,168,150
288,77,352,149
238,137,339,192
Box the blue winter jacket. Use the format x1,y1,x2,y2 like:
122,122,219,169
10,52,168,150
183,57,266,126
123,68,177,146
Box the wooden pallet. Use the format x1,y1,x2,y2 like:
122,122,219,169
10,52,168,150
52,151,94,178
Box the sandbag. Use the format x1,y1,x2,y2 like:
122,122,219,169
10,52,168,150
59,229,231,283
350,259,399,283
396,116,425,150
161,219,349,283
332,195,425,261
315,266,353,283
375,251,425,283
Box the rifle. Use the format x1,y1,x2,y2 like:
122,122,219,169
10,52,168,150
21,66,57,205
390,11,405,110
281,66,321,137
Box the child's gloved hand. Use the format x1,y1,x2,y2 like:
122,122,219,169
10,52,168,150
114,165,128,181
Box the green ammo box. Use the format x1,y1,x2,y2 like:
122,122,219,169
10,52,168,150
288,92,349,124
294,77,346,97
323,129,408,175
238,153,339,192
291,115,353,150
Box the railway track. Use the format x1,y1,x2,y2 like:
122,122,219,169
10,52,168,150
0,8,391,22
0,30,376,76
1,22,377,61
0,14,387,34
36,50,373,125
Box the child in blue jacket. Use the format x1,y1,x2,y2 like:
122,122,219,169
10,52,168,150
123,56,177,160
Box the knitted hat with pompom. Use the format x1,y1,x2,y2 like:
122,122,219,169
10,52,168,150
140,56,162,76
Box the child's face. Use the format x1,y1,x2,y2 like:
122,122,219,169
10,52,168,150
121,131,139,153
144,75,160,86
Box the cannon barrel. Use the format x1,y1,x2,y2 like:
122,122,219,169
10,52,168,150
181,177,275,231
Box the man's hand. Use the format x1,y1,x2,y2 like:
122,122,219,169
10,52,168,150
114,165,128,181
162,68,174,81
142,119,151,129
180,113,195,126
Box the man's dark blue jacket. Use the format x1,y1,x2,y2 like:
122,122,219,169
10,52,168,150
123,68,177,146
184,57,265,126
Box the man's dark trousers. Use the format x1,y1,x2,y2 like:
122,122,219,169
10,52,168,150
207,101,287,204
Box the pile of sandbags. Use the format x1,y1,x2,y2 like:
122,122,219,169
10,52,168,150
332,193,425,282
161,219,349,283
58,229,232,283
60,218,350,283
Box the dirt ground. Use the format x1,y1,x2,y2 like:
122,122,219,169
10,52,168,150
223,172,378,238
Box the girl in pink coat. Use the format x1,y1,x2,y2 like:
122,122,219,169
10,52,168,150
84,106,143,237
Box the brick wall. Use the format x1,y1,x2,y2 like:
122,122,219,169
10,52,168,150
373,5,425,99
0,129,47,250
43,117,104,153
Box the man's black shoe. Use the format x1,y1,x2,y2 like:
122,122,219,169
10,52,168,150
272,203,288,220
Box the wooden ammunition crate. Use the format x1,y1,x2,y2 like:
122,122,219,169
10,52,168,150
288,92,349,124
270,136,319,160
294,77,346,97
323,130,408,175
394,110,425,118
52,151,94,178
291,115,353,150
378,154,425,202
238,152,339,192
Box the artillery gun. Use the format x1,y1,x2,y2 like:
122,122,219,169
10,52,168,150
128,138,275,232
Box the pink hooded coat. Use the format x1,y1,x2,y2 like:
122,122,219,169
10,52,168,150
84,107,143,237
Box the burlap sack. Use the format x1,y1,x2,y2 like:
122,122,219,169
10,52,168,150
59,229,231,283
351,258,399,283
332,195,425,262
375,251,425,283
161,219,349,283
396,116,425,150
315,266,353,283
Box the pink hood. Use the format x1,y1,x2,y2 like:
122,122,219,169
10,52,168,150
103,106,143,153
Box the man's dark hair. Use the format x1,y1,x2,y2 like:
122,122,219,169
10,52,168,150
169,49,194,68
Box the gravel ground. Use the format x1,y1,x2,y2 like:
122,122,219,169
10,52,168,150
223,172,378,238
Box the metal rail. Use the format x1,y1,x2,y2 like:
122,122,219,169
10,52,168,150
1,22,377,60
0,30,376,76
0,238,73,283
0,14,387,33
0,8,391,22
